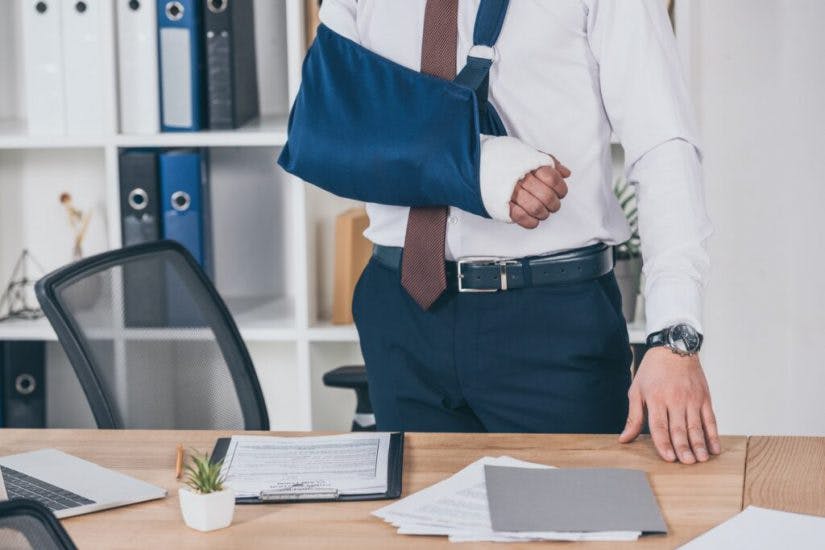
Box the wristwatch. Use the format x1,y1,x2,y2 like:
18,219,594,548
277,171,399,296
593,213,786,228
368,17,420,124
646,323,703,356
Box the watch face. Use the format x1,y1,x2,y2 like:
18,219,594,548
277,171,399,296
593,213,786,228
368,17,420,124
668,324,701,354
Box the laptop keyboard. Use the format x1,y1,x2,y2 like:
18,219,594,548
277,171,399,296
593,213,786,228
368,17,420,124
1,465,96,511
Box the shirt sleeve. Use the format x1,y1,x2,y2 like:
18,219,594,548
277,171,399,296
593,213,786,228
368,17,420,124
586,0,712,335
318,0,359,42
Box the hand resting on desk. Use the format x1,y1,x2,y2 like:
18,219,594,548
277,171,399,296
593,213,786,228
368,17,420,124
619,348,722,464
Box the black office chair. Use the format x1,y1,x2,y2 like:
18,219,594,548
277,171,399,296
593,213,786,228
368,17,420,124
35,240,269,430
0,499,78,550
323,365,375,431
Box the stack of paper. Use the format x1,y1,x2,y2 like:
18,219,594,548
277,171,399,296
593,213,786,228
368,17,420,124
373,456,641,543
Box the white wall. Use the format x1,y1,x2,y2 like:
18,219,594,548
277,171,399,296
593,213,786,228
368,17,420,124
693,0,825,434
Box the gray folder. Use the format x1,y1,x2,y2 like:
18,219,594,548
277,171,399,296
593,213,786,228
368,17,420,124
484,466,667,534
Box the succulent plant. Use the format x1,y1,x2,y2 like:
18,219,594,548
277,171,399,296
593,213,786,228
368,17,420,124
184,451,226,494
613,177,641,259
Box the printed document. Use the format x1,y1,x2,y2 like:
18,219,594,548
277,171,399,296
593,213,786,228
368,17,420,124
373,456,640,543
219,433,391,498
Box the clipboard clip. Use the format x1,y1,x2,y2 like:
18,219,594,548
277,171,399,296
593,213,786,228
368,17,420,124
259,483,340,502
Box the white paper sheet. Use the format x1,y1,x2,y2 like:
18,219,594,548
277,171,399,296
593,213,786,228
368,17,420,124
0,468,7,500
373,456,640,543
219,433,391,498
679,506,825,550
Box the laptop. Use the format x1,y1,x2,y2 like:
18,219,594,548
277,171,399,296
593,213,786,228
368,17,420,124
0,449,166,518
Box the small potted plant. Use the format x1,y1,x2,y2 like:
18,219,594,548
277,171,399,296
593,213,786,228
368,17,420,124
613,177,643,322
179,450,235,532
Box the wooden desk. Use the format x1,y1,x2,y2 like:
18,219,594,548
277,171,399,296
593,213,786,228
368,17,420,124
0,430,746,549
744,436,825,517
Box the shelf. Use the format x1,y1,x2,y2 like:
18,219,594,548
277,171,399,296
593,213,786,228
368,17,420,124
0,114,289,150
0,0,312,429
0,297,296,343
0,317,57,341
307,322,360,342
227,296,297,341
0,120,106,149
115,114,289,148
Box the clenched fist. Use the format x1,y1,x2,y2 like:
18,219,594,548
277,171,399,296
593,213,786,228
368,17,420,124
509,156,571,229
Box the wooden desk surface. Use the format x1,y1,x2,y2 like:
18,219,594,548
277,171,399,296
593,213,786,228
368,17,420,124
0,430,747,549
744,436,825,517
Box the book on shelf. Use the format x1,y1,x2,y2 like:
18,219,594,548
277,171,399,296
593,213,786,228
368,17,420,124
203,0,260,129
0,341,46,428
20,0,67,135
117,0,161,134
120,150,167,327
61,0,107,135
157,0,205,131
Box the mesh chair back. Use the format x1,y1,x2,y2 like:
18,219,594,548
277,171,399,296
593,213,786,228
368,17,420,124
35,241,269,430
0,499,77,550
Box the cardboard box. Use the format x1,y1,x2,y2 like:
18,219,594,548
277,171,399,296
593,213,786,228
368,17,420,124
332,207,372,325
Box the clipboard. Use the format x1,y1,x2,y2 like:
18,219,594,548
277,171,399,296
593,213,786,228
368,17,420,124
211,432,404,504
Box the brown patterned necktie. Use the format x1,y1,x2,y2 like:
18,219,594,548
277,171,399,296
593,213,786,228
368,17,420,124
400,0,458,310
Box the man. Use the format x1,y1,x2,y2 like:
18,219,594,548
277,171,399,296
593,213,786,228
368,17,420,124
321,0,719,464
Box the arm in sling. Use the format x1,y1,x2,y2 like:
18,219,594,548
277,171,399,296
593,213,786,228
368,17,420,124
278,0,510,218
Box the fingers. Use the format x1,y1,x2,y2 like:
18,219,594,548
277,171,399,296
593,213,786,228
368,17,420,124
509,202,539,229
511,180,552,220
648,403,677,462
668,408,695,464
520,174,561,213
509,157,571,229
547,154,572,178
618,387,645,443
532,166,569,199
621,390,713,464
702,401,722,455
687,406,710,462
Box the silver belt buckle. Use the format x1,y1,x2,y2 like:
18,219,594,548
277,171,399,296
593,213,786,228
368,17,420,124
456,257,518,293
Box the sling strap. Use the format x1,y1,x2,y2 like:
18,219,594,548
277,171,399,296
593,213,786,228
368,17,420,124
454,0,509,135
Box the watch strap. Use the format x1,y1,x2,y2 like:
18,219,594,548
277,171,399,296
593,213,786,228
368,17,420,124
646,328,668,348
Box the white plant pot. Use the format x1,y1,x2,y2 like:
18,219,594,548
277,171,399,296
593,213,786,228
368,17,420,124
179,488,235,532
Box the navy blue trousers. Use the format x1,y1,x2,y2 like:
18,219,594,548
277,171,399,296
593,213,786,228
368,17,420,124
353,257,633,434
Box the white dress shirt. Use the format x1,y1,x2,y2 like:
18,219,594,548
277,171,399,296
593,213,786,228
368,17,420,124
319,0,712,335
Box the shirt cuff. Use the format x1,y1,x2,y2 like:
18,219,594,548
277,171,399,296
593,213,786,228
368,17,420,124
644,275,704,336
479,135,554,222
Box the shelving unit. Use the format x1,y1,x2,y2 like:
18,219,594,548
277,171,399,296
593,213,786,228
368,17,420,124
0,0,649,433
0,0,341,430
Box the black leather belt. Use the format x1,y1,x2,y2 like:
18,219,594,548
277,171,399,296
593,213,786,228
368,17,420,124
372,243,613,292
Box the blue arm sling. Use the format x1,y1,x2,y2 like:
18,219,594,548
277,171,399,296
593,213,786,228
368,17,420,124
277,0,510,218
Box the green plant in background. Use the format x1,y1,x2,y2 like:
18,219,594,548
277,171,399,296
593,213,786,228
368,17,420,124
184,451,225,494
613,177,641,259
